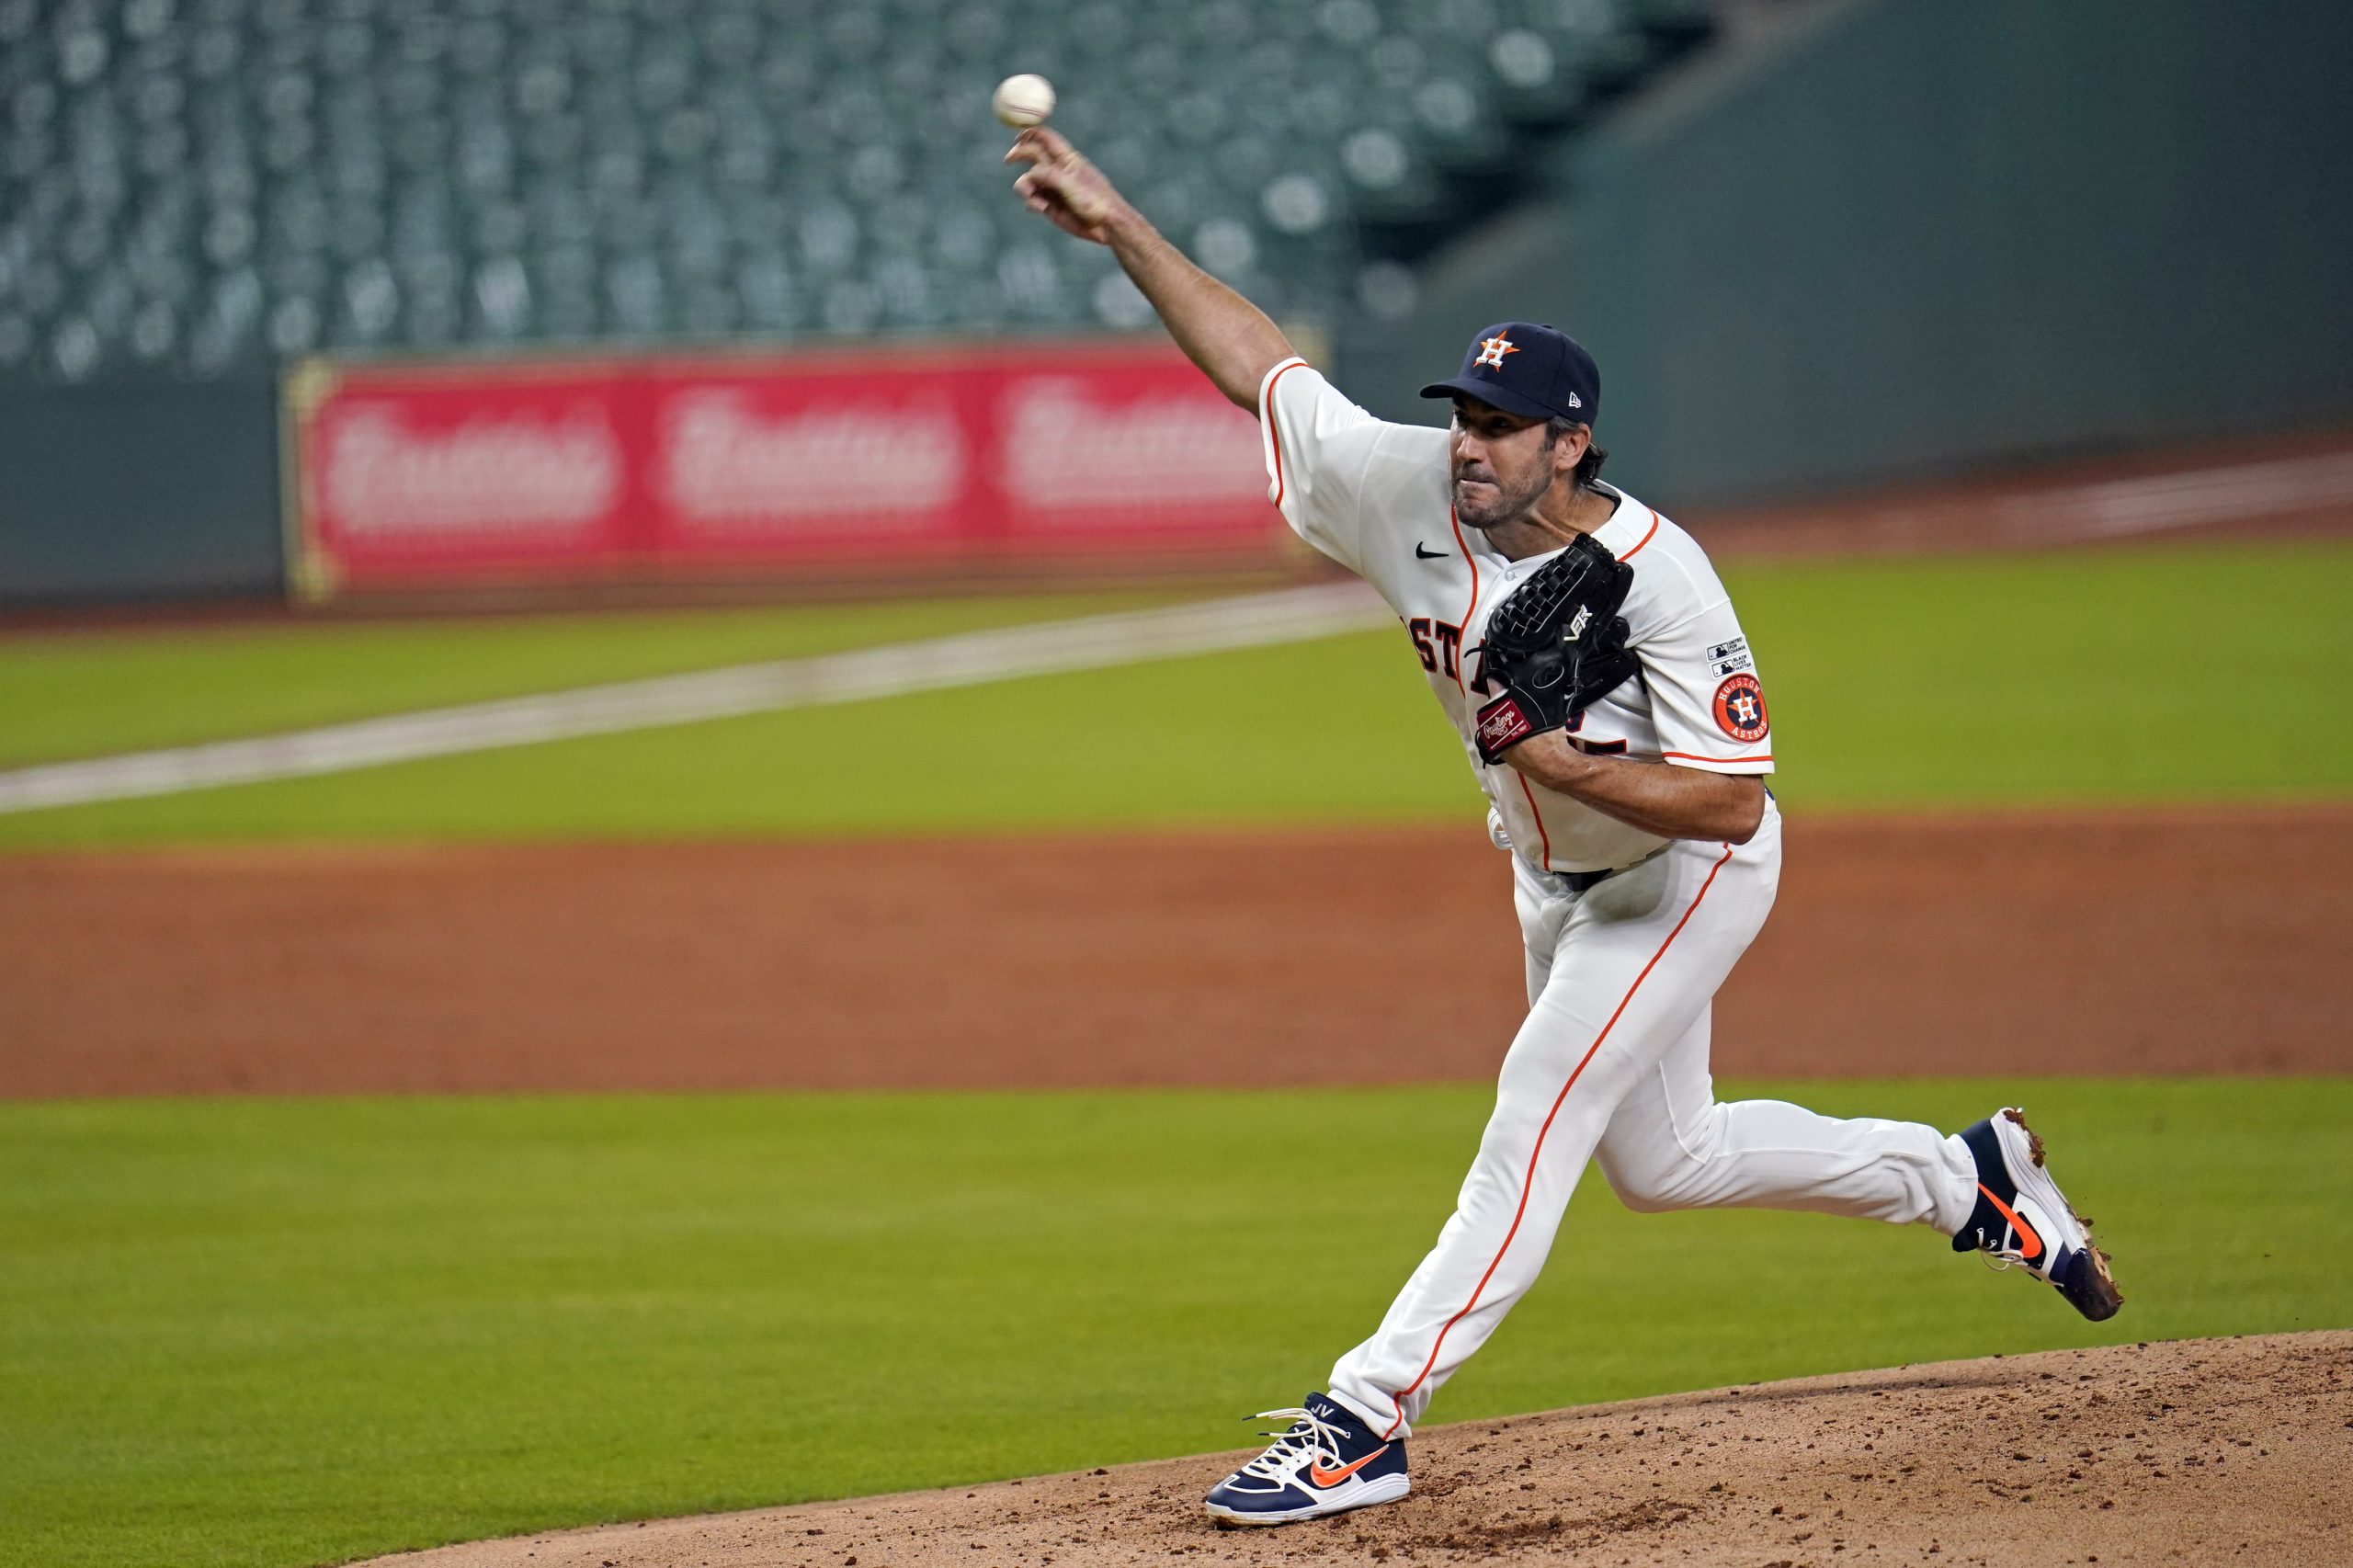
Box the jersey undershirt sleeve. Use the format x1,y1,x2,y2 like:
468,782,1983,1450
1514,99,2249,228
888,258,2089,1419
1636,594,1776,776
1257,357,1384,576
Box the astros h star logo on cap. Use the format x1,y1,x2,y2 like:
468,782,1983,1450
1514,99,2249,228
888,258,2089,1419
1419,321,1599,427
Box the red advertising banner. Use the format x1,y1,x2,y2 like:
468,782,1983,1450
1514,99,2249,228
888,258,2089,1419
285,340,1284,597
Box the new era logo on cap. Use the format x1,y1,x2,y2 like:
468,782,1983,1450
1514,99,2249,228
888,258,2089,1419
1421,321,1600,427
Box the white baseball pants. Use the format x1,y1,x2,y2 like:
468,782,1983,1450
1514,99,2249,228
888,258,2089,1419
1328,801,1978,1438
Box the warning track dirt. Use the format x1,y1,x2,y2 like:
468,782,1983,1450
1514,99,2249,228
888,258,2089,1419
353,1332,2350,1568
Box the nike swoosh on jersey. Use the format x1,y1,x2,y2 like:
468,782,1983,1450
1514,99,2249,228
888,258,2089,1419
1415,543,1445,559
1306,1446,1391,1488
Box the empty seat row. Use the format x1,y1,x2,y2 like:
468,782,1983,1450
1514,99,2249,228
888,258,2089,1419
0,0,1710,381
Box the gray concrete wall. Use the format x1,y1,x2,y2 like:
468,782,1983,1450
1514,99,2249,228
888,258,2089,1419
1338,0,2353,507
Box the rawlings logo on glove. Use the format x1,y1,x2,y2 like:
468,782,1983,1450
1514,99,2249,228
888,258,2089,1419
1474,698,1538,756
1471,533,1639,765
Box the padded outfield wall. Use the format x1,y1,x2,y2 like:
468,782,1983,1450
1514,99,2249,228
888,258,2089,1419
0,378,281,603
1337,0,2353,507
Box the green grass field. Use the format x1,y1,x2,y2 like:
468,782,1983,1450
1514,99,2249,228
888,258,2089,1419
6,540,2350,1567
4,1079,2347,1568
3,540,2350,848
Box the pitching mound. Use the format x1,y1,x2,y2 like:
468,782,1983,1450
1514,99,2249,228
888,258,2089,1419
358,1332,2348,1568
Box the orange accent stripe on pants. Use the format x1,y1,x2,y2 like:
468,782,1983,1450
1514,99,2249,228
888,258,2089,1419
1381,841,1736,1439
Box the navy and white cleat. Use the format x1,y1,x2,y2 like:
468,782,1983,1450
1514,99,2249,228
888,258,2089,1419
1953,1107,2123,1322
1203,1392,1410,1528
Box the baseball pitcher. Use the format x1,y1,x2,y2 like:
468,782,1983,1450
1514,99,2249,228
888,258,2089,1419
1006,127,2120,1529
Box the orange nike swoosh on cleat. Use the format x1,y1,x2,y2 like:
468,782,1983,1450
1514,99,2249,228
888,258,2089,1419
1979,1183,2043,1261
1307,1447,1391,1488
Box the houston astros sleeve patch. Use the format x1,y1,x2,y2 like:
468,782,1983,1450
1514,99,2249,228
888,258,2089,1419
1711,673,1769,743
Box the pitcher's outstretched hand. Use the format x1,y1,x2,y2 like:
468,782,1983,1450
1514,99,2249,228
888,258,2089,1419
1006,128,1124,244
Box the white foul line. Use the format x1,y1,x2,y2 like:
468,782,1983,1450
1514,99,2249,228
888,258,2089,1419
0,584,1391,817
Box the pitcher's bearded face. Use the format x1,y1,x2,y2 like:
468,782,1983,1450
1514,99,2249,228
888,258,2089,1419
1449,397,1574,530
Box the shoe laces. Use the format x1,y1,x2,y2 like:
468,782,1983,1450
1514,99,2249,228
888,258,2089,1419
1973,1212,2059,1277
1961,1218,2015,1270
1237,1407,1348,1480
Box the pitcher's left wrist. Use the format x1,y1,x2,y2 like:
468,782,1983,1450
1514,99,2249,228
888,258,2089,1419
1474,693,1555,765
1495,728,1592,787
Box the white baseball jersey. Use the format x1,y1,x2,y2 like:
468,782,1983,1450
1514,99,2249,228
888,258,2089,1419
1258,357,1774,874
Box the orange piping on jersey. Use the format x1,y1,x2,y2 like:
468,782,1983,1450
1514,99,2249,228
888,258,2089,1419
1515,774,1554,872
1445,506,1480,696
1262,359,1312,511
1379,842,1737,1441
1618,510,1660,562
1662,750,1773,765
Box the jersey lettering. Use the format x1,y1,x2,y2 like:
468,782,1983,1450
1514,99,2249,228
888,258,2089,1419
1404,617,1438,673
1559,710,1622,753
1430,621,1463,681
1404,618,1468,681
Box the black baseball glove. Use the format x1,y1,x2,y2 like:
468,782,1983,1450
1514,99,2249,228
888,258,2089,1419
1471,532,1640,765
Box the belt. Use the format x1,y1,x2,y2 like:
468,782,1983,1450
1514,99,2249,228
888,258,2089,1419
1549,844,1670,894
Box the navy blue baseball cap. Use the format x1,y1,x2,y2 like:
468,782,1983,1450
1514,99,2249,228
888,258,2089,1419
1420,322,1599,426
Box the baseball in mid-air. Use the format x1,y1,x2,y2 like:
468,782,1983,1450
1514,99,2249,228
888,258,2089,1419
992,74,1056,129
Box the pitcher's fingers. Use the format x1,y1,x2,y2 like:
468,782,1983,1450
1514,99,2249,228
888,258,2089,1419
1002,127,1061,166
1017,165,1081,203
1013,167,1061,205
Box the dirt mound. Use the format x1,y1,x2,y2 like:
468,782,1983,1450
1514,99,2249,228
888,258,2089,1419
355,1332,2349,1568
6,805,2350,1098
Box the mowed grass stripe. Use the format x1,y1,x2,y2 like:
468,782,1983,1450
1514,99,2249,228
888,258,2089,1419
0,588,1200,770
0,585,1387,816
4,540,2349,848
2,1078,2346,1568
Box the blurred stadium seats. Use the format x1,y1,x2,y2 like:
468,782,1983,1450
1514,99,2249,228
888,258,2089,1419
0,0,1711,383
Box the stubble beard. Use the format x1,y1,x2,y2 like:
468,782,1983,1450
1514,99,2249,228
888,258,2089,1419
1453,464,1557,533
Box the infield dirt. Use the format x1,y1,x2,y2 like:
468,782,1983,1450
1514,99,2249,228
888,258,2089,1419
4,803,2348,1097
351,1331,2350,1568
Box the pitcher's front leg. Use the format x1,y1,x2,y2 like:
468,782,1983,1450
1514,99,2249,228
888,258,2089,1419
1329,838,1769,1437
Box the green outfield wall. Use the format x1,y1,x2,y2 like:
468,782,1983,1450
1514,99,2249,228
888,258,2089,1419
0,378,282,603
1339,0,2353,506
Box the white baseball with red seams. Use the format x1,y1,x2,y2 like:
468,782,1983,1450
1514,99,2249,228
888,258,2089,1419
1257,357,1982,1438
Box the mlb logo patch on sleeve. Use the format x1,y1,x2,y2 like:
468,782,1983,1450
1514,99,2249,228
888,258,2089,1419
1712,674,1769,743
